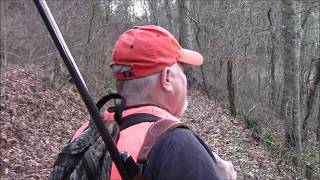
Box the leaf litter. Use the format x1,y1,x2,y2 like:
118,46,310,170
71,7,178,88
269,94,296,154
0,64,315,179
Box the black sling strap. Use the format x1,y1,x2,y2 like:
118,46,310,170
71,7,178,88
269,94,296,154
119,113,161,131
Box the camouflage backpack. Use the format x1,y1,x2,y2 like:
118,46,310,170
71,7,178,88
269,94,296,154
49,94,124,180
49,120,119,180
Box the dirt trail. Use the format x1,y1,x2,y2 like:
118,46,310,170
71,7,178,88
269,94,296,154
0,64,293,179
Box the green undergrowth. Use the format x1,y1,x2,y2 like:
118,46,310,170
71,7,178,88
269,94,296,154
235,108,319,179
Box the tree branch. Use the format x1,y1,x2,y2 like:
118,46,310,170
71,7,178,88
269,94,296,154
267,8,272,27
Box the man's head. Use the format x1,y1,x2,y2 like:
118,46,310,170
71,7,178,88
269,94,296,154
110,25,203,115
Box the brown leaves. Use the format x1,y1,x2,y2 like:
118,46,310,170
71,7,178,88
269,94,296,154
182,90,294,179
0,64,300,179
0,64,87,179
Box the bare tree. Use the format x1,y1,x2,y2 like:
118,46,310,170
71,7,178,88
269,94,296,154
178,0,195,86
147,0,159,25
164,0,176,37
267,8,277,107
0,0,7,67
227,60,236,116
302,60,320,141
280,0,302,166
317,100,320,143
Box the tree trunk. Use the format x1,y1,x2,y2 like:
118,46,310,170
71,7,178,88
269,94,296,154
123,0,130,29
299,29,308,116
148,0,159,25
190,14,210,99
227,61,236,116
164,0,176,37
317,102,320,143
87,1,96,44
258,71,261,97
103,0,111,22
1,0,7,67
268,8,277,107
298,3,315,142
280,2,293,144
281,0,302,166
178,0,195,87
302,60,320,141
218,60,223,79
270,51,276,107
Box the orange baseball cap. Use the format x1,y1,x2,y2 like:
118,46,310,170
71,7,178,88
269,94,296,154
111,25,203,80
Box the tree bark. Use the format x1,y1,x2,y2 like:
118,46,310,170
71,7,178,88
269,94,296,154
227,61,236,116
123,0,130,29
317,101,320,143
258,71,261,97
87,0,96,44
298,2,314,123
298,3,315,142
1,0,7,67
164,0,176,37
148,0,159,25
103,0,111,22
190,16,210,99
281,0,302,166
268,8,277,107
178,0,195,87
302,60,320,141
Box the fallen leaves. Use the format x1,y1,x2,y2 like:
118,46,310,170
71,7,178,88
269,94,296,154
0,64,87,179
0,64,316,179
182,90,295,179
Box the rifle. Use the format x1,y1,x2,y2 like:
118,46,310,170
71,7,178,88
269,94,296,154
33,0,141,179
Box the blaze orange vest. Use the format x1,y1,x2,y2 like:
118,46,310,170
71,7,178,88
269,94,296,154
71,106,180,180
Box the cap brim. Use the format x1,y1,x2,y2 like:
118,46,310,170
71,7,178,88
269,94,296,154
178,49,203,66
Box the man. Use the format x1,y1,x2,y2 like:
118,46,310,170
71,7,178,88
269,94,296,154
72,25,236,180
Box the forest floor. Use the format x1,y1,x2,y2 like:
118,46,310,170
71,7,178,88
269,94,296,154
0,64,319,179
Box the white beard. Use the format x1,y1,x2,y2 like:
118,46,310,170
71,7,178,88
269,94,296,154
179,97,188,116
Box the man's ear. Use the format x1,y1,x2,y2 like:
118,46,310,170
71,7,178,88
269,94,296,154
160,67,174,92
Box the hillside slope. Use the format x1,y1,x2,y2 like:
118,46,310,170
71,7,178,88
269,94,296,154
0,64,87,179
1,64,294,179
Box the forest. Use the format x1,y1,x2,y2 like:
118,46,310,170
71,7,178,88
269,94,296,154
1,0,319,179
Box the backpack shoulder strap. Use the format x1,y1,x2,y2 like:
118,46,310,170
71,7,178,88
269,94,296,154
119,113,160,131
137,119,188,164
